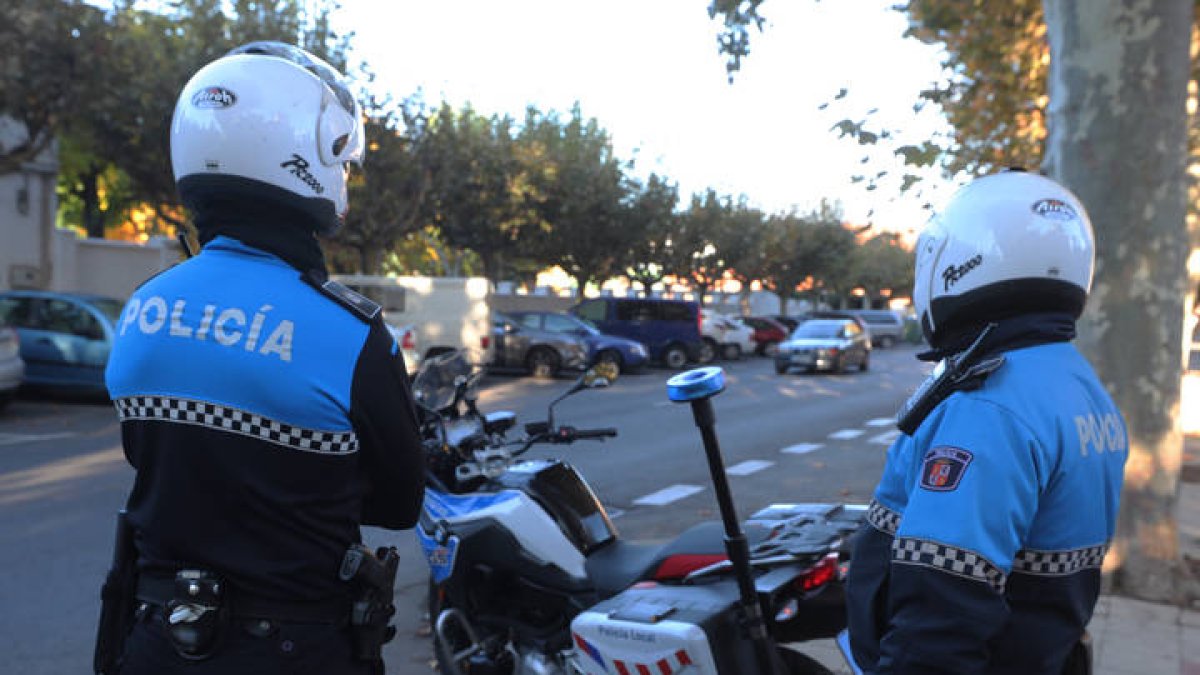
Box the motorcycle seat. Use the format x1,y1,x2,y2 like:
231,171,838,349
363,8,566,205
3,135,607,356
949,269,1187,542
585,521,776,598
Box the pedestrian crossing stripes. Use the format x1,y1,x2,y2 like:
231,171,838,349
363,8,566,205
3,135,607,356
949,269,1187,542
726,459,774,475
869,430,901,445
829,429,865,440
781,443,823,455
633,484,704,506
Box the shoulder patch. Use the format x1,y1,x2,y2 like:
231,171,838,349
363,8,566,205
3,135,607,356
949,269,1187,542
920,446,973,492
316,280,381,322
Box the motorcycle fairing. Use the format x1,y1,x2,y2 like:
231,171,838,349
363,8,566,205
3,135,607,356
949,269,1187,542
420,486,588,579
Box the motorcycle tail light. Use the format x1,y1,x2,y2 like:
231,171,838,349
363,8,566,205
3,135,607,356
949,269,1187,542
481,335,490,350
796,553,839,592
401,330,416,351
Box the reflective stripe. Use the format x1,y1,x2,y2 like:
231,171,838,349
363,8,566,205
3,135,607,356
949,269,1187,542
1013,544,1109,576
867,499,901,536
115,395,358,455
892,536,1006,592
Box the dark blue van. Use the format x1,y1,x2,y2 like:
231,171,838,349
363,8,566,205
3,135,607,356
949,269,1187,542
569,297,703,369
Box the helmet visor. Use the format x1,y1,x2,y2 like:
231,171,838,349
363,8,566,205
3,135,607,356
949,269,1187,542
227,41,364,164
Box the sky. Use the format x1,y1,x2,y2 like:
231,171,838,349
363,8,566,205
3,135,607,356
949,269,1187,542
336,0,963,239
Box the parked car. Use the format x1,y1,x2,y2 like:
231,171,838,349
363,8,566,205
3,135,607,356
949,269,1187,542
0,291,124,394
741,316,789,356
700,308,756,360
768,314,803,333
0,321,24,411
506,311,648,376
490,311,588,379
847,309,905,348
774,318,872,374
800,310,870,333
570,297,704,369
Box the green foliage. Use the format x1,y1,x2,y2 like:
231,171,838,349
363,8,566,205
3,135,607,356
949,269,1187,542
0,0,108,174
707,0,767,80
521,104,639,294
332,95,429,274
759,201,857,312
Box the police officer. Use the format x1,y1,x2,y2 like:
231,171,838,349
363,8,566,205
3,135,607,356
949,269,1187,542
845,170,1128,674
101,42,424,674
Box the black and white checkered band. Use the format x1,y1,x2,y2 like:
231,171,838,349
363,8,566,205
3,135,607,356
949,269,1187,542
1013,544,1109,576
867,499,901,535
114,396,358,455
892,537,1007,592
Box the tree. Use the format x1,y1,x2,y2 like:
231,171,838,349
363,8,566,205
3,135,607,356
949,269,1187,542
1043,0,1195,602
523,105,640,295
423,104,529,284
333,97,429,274
0,0,107,175
760,203,857,314
623,173,681,294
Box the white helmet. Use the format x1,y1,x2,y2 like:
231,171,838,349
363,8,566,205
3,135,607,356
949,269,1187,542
170,42,365,236
912,170,1095,342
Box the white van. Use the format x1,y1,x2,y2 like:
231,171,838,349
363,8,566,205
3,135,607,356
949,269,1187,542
332,275,494,368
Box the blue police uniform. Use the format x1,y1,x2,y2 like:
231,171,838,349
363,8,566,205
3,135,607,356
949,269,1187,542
105,236,424,673
846,339,1127,674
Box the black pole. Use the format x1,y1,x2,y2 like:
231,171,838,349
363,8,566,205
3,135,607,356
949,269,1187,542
687,397,780,675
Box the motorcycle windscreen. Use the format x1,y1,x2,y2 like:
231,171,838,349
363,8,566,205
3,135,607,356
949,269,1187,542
504,459,618,553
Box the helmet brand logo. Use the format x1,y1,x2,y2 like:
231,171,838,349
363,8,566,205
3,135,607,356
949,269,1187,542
280,154,325,195
191,86,236,109
1032,198,1077,221
942,254,982,291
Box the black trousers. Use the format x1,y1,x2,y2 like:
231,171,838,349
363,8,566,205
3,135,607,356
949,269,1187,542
118,606,376,675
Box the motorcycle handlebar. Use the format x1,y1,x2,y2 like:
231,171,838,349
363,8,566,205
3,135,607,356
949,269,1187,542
570,427,618,440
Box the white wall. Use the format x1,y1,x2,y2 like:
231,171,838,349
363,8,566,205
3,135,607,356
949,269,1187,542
0,118,58,290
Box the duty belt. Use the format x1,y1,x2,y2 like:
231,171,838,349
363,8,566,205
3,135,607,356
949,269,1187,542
136,574,349,625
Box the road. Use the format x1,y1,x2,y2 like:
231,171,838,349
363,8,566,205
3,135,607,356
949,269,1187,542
0,345,930,674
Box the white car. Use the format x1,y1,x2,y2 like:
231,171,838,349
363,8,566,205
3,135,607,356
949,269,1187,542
700,308,757,360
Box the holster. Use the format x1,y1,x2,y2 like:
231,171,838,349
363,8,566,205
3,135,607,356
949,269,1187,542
93,510,138,675
339,544,400,663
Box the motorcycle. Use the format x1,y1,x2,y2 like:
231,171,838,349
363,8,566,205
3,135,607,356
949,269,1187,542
411,350,867,675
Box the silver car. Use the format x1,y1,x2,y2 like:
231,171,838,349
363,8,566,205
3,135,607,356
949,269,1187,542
0,322,24,411
774,318,872,374
490,312,588,379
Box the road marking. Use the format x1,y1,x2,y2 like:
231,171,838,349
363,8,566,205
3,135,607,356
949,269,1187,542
870,430,901,445
726,459,774,476
605,506,626,519
633,484,704,506
0,432,77,446
782,443,823,455
866,418,894,427
829,429,865,440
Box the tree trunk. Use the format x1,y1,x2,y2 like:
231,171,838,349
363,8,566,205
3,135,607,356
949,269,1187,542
80,167,105,239
1042,0,1195,602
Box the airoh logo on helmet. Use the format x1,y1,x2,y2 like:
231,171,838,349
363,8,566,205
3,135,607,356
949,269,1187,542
191,87,236,109
280,154,325,195
1032,198,1078,221
942,254,982,291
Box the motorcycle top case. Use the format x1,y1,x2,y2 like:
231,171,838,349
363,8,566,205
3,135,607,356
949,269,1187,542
569,580,753,675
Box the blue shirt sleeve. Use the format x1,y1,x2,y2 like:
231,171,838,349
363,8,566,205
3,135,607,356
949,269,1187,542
878,393,1046,674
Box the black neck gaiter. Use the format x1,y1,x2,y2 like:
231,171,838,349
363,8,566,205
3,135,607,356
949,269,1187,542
193,199,328,281
918,312,1078,362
